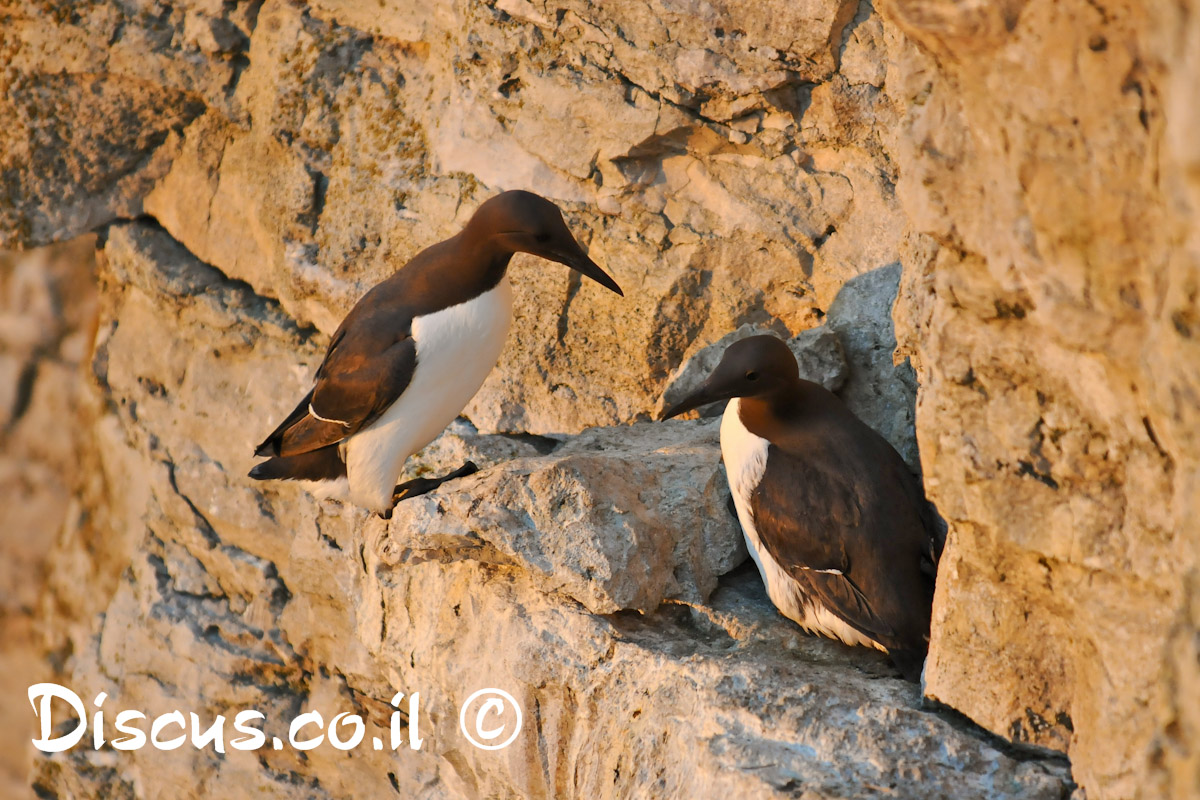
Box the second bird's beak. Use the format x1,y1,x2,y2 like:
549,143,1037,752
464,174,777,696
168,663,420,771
658,379,728,421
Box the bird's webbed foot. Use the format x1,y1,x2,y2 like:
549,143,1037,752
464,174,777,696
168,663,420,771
390,461,480,507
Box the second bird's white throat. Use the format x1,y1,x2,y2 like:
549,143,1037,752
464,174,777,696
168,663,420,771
342,276,514,512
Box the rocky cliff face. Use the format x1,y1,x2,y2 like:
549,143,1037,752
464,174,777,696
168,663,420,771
883,1,1200,797
0,236,98,799
1,0,1194,798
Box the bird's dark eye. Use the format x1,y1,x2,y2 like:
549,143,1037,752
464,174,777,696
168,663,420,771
745,370,758,381
535,233,551,243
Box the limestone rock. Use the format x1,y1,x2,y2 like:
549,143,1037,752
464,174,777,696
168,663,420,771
383,419,745,614
882,1,1200,797
0,237,98,800
403,417,559,477
0,1,251,245
4,0,913,438
10,0,1194,797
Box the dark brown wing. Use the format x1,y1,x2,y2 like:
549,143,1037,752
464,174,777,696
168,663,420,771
748,433,934,652
254,277,421,458
255,331,417,457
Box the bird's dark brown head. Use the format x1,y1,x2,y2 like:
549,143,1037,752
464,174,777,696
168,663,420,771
467,190,623,296
659,335,800,420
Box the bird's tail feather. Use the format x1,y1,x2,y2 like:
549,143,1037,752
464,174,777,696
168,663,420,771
249,444,345,482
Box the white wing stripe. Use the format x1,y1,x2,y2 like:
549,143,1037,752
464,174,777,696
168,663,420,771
309,403,351,427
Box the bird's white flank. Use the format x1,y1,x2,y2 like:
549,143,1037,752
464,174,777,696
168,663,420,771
343,276,514,512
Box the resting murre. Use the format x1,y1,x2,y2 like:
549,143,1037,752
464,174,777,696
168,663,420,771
660,335,940,681
249,190,623,518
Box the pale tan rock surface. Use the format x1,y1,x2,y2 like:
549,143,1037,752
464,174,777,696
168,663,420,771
0,236,98,800
2,0,918,439
881,0,1200,797
4,0,1195,797
385,419,748,615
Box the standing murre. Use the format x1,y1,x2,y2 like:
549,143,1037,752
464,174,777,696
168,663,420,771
249,190,623,518
659,335,941,681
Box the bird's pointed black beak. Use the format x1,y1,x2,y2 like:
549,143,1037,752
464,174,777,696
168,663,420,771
557,249,623,296
659,379,726,420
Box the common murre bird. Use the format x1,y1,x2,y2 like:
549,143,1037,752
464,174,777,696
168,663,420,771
249,190,622,518
660,335,940,681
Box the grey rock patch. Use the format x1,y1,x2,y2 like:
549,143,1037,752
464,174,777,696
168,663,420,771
826,262,919,467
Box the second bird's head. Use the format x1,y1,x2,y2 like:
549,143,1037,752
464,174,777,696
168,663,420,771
659,335,800,420
469,190,623,296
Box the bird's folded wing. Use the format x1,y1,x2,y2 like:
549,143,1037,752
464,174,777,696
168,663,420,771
261,330,418,458
800,570,895,643
749,444,897,644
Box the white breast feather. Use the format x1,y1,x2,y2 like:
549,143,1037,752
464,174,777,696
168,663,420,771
721,399,885,652
342,276,513,512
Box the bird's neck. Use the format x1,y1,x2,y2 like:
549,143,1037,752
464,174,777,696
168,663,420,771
738,378,815,434
454,232,514,288
482,250,514,283
737,389,791,435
